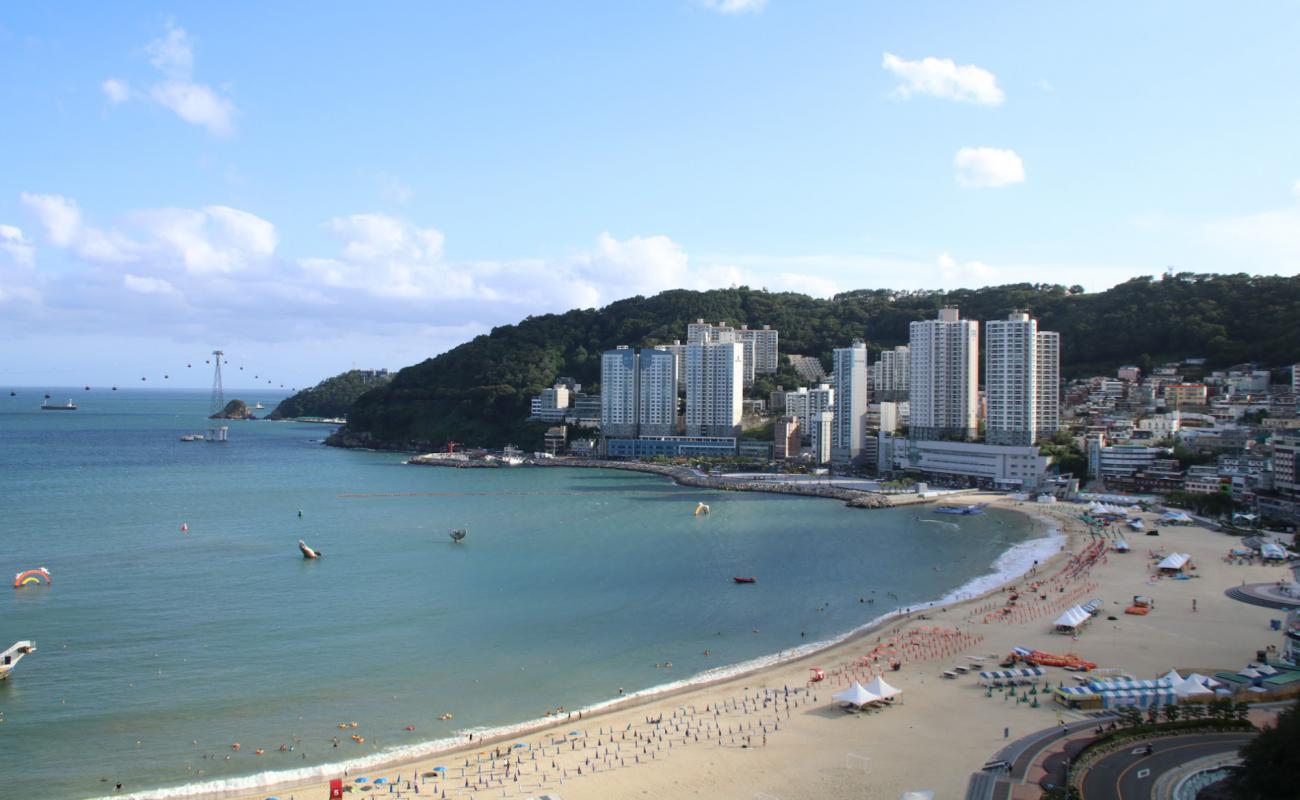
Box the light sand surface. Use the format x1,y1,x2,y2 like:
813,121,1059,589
218,499,1291,800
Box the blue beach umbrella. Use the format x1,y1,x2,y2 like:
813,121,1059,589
433,766,446,772
355,777,369,782
374,777,388,784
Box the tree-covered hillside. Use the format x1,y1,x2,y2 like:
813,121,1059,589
268,369,392,420
332,273,1300,451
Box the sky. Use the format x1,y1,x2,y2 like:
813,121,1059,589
2,1,1299,389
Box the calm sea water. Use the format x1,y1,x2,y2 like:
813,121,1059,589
0,389,1043,799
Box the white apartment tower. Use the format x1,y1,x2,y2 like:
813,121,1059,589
811,410,834,465
985,312,1039,447
985,312,1062,446
872,345,910,402
637,346,680,437
784,384,834,442
600,347,639,438
686,319,779,385
1035,331,1061,441
831,340,869,463
909,307,979,441
685,341,745,438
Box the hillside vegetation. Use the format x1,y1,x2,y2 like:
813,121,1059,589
268,369,392,420
332,273,1300,451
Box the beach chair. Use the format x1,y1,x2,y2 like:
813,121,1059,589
953,665,970,674
942,670,959,679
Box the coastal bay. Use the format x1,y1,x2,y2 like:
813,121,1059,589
1,390,1040,800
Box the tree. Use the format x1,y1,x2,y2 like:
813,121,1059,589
1227,697,1298,799
1146,705,1160,727
1117,706,1143,729
1161,703,1181,724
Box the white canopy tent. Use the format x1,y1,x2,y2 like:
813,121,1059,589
832,681,880,708
1173,677,1214,698
1186,672,1222,689
1157,552,1191,572
864,675,903,702
1162,669,1183,683
1053,606,1092,632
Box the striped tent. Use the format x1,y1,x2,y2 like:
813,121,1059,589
1088,678,1174,692
1098,690,1177,709
978,667,1044,685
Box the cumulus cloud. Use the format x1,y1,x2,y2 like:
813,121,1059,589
697,0,766,13
123,274,180,295
101,78,130,103
937,251,996,283
0,224,40,305
882,53,1004,106
953,147,1025,188
104,21,236,136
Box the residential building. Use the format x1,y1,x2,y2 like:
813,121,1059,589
831,341,869,464
811,410,834,465
774,416,800,459
872,345,910,402
1292,364,1299,393
1097,444,1164,478
1036,330,1061,440
686,319,779,384
878,401,900,435
600,347,639,438
637,346,680,437
1117,365,1141,382
685,341,744,438
784,384,834,441
1165,384,1208,408
528,383,572,422
663,340,688,388
1137,412,1182,440
788,354,828,383
570,394,601,427
985,312,1039,447
909,307,979,441
738,325,779,374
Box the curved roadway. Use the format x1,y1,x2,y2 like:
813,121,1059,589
1078,732,1252,800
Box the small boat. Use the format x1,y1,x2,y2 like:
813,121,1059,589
449,529,467,544
733,576,756,584
0,641,36,680
254,402,265,410
935,503,986,515
179,434,205,441
41,399,77,411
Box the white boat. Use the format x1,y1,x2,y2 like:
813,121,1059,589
254,402,265,410
179,434,206,441
0,641,36,680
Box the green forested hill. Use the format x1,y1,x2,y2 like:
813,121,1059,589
267,369,392,420
332,273,1300,450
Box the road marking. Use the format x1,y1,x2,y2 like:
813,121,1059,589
1137,768,1150,779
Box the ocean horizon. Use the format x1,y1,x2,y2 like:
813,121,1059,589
1,389,1049,799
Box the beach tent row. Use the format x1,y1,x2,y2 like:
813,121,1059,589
1052,599,1104,633
1160,511,1194,525
978,667,1043,685
1088,677,1174,691
1098,690,1177,709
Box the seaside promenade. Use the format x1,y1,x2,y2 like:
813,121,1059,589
216,497,1294,800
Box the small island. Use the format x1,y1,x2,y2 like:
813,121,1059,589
210,399,256,420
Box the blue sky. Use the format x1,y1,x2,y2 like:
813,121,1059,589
2,1,1298,389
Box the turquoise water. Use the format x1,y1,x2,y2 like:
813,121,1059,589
0,389,1043,799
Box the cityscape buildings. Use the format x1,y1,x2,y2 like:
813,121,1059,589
908,307,979,441
831,341,868,464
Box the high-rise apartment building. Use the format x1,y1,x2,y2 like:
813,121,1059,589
1035,330,1060,441
685,341,744,438
774,416,800,459
811,410,834,465
985,312,1038,447
600,346,680,438
600,347,639,438
784,384,834,441
637,346,680,436
685,319,779,385
872,345,910,402
831,341,869,463
909,307,979,441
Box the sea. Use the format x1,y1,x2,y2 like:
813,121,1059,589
0,389,1056,799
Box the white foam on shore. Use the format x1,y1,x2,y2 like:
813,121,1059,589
94,517,1065,800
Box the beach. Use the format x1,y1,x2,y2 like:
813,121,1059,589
206,495,1291,800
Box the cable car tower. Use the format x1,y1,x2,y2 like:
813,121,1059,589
207,349,229,442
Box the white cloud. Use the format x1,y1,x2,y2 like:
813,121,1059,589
21,192,83,246
1293,179,1300,198
698,0,766,13
1,224,36,268
937,251,996,283
301,213,463,300
882,53,1004,106
149,80,235,136
0,224,40,305
953,147,1025,188
101,78,130,103
146,21,194,77
123,274,180,295
103,21,237,136
128,205,277,273
1036,78,1054,93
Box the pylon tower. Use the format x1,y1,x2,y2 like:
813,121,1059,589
207,349,229,442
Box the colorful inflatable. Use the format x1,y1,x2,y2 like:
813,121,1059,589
13,568,51,588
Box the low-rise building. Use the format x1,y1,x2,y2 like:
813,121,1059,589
1098,444,1164,478
889,439,1048,490
604,436,737,459
774,416,800,459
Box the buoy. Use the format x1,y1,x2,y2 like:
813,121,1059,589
181,523,189,533
297,510,303,518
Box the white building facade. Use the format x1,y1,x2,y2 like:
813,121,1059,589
831,341,869,464
872,345,910,401
784,384,834,442
1036,330,1061,441
637,346,680,436
685,341,745,438
909,307,979,442
600,347,640,438
985,312,1039,447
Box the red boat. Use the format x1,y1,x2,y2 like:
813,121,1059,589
733,577,757,584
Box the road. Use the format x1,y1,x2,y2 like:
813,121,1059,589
1078,732,1252,800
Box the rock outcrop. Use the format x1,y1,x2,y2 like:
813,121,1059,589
210,399,256,420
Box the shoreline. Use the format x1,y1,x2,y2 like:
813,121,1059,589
104,493,1065,800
